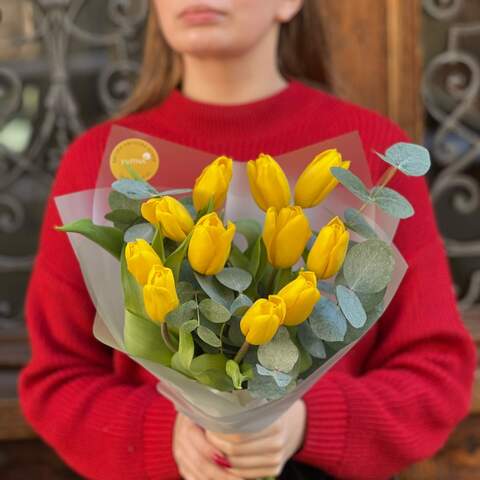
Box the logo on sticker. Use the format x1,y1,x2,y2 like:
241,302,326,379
110,138,159,180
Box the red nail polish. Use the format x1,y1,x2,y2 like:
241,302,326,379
213,454,231,468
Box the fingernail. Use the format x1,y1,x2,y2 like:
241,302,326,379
213,454,231,468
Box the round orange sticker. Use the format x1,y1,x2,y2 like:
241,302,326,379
109,138,159,180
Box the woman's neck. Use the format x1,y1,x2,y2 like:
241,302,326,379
180,26,287,105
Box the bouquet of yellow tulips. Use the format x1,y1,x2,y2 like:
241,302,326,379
56,130,430,433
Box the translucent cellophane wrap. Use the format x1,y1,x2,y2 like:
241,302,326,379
55,126,407,433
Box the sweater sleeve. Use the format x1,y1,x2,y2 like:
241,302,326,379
293,121,477,479
18,131,180,480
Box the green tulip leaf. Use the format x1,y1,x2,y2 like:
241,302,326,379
256,364,293,388
165,231,193,282
151,227,166,262
56,219,124,260
124,223,155,243
336,285,367,328
330,167,371,202
194,272,235,308
124,309,173,366
343,239,395,293
216,267,252,292
370,187,414,219
171,321,196,376
157,188,192,197
230,294,253,316
226,359,250,389
166,300,197,331
196,325,221,348
108,190,142,214
379,142,431,176
297,321,327,359
190,353,233,390
229,244,251,271
199,298,231,323
112,179,159,199
235,219,262,250
344,208,378,239
309,296,347,342
257,327,299,374
335,269,386,312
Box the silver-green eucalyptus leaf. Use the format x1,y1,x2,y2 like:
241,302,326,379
336,285,367,328
257,327,299,373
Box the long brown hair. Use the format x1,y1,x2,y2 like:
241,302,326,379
115,0,330,118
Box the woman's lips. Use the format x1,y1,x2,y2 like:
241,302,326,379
179,6,225,25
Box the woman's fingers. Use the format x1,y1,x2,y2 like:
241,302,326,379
206,430,283,457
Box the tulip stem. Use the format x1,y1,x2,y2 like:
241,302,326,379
358,165,398,213
233,341,250,364
161,323,177,353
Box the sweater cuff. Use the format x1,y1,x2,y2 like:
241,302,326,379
143,394,179,479
293,375,348,473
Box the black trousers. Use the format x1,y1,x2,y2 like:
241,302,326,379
280,461,333,479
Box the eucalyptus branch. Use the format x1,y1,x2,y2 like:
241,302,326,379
358,165,398,213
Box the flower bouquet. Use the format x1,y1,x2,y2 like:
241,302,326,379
55,128,430,438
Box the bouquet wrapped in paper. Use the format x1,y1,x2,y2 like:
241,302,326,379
56,126,430,435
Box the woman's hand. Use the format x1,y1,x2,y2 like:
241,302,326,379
205,399,307,479
173,413,245,480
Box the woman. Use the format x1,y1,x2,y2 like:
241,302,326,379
20,1,476,479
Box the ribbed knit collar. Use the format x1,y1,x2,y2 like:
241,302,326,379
149,80,324,139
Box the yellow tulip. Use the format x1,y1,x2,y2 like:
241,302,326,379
141,196,194,242
277,271,320,326
247,154,291,211
240,295,286,345
262,206,312,268
188,212,236,275
143,265,179,324
294,149,351,208
307,216,350,279
125,239,162,285
193,156,233,212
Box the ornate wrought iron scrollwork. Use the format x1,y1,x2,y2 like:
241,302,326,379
422,0,480,310
0,0,147,328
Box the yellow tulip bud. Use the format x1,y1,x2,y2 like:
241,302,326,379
277,271,320,326
262,206,312,268
143,265,179,324
125,239,162,285
294,149,351,208
188,212,236,276
240,295,286,345
247,154,291,211
141,196,194,242
193,156,233,212
307,216,349,279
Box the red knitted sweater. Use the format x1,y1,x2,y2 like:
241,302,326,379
19,80,476,480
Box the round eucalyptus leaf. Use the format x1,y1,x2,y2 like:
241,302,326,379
216,267,252,292
257,327,299,373
230,294,253,316
336,285,367,328
124,223,155,243
371,187,414,219
298,321,327,359
176,282,195,303
112,179,159,199
343,239,395,294
197,325,221,348
166,300,197,330
256,364,293,388
199,298,231,323
330,167,370,202
385,142,431,176
344,208,377,239
194,272,234,308
309,297,347,342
